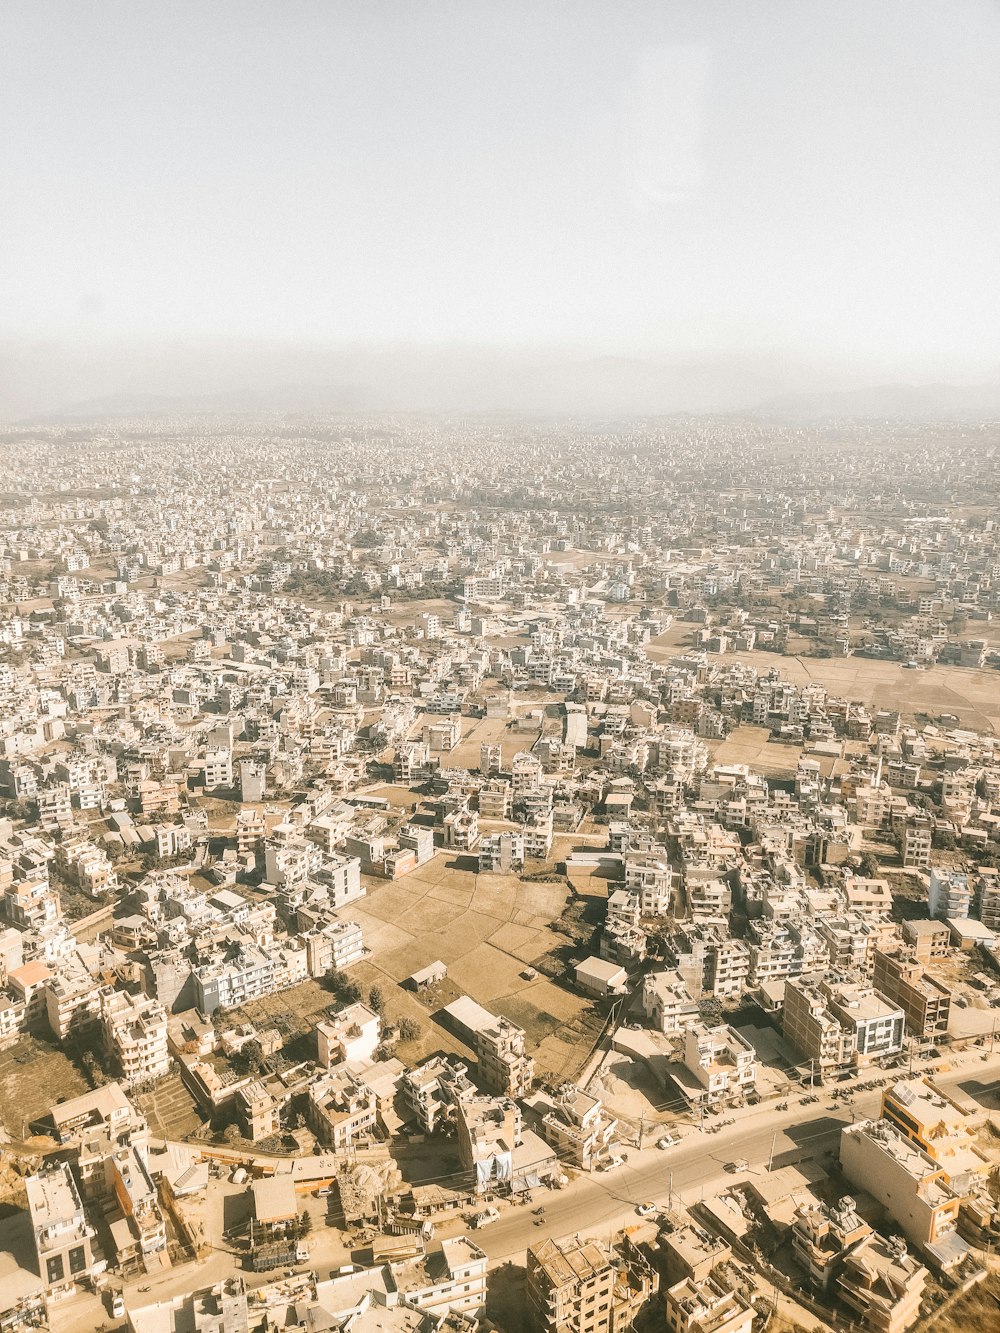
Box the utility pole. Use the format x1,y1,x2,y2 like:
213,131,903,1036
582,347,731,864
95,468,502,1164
767,1131,777,1174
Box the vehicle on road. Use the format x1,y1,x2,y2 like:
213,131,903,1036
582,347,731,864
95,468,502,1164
472,1206,500,1229
657,1134,680,1149
111,1293,125,1320
726,1158,749,1173
635,1202,657,1217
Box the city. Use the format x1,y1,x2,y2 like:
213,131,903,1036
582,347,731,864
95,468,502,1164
0,415,997,1333
3,2,998,1331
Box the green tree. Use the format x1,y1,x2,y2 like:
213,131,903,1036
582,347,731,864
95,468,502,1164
240,1039,264,1073
398,1016,422,1042
368,985,386,1015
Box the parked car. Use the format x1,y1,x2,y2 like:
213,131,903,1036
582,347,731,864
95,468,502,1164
111,1293,125,1320
635,1201,657,1217
657,1134,680,1149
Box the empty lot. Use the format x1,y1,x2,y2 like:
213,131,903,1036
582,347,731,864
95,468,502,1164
343,854,605,1083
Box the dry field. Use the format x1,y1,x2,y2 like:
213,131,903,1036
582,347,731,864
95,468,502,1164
0,1036,90,1137
342,853,605,1083
708,725,804,778
646,635,1000,733
448,713,543,771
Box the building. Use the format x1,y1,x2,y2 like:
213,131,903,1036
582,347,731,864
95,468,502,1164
871,949,951,1040
527,1234,656,1333
641,970,699,1034
401,1054,476,1134
837,1233,927,1333
927,867,971,921
125,1277,249,1333
307,1067,377,1149
531,1084,618,1171
316,1002,381,1068
791,1196,873,1292
680,1024,757,1107
100,990,170,1086
455,1094,521,1192
783,974,903,1077
303,918,364,977
574,957,628,998
624,853,674,916
881,1077,990,1194
664,1275,753,1333
25,1163,99,1294
391,1236,488,1319
839,1119,966,1268
477,1013,535,1098
901,822,932,871
478,831,524,874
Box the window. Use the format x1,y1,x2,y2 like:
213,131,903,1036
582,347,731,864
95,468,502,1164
46,1254,65,1284
69,1246,88,1275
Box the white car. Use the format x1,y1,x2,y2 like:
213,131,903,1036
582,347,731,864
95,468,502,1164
657,1134,680,1149
635,1201,657,1217
111,1293,125,1320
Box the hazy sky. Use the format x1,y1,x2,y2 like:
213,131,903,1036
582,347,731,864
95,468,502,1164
2,0,999,383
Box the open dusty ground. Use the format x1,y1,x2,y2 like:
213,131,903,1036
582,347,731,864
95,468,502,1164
342,853,606,1083
447,713,544,771
708,725,804,778
646,634,1000,733
0,1035,90,1137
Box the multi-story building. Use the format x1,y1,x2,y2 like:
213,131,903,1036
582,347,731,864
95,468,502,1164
783,974,859,1078
623,853,673,916
664,1275,754,1333
927,867,972,921
784,974,904,1077
316,1002,380,1068
391,1236,488,1319
401,1054,476,1134
881,1077,990,1195
840,1119,966,1267
455,1094,521,1192
871,949,951,1040
477,1014,535,1098
900,821,932,871
307,1067,377,1149
100,989,171,1085
303,918,364,977
25,1163,99,1294
527,1235,656,1333
532,1084,617,1171
641,970,699,1034
478,831,524,874
681,1024,757,1108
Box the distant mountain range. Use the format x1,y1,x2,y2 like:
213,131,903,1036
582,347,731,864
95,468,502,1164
3,339,999,424
752,381,1000,420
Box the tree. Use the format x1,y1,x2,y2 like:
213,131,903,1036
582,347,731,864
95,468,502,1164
298,1211,312,1236
326,967,348,996
342,981,363,1005
223,1123,242,1144
858,852,882,878
368,985,386,1015
240,1039,264,1073
398,1016,422,1043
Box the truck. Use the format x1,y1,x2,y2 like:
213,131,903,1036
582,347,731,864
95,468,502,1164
472,1206,500,1229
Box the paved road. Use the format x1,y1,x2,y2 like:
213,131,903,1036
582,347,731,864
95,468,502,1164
476,1054,1000,1264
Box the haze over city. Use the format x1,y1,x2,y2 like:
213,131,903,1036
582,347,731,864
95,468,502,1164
2,0,999,418
2,6,1000,1333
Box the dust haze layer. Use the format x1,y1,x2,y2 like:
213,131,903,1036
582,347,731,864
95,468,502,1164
2,1,999,419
